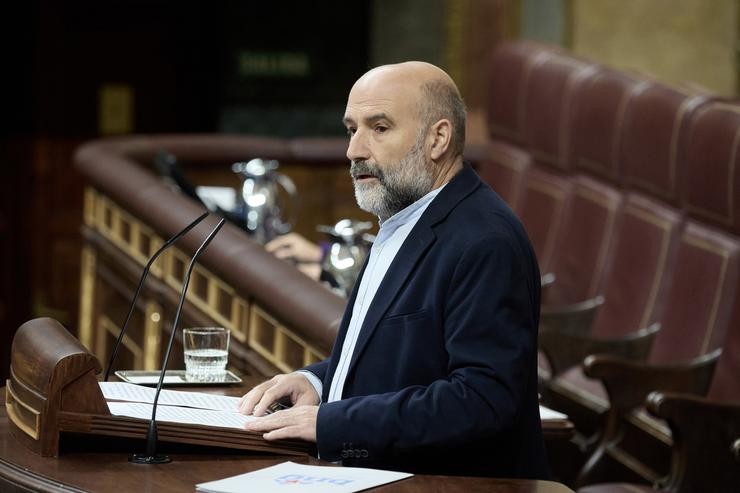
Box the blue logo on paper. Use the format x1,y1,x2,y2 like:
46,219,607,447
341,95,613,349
274,474,354,486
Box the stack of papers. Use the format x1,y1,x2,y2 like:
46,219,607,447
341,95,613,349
196,462,413,493
99,381,254,429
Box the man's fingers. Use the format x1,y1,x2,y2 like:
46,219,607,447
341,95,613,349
253,386,284,416
263,426,302,441
244,414,279,432
238,376,281,415
243,406,318,443
238,383,269,414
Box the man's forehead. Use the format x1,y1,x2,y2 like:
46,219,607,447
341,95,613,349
344,75,418,122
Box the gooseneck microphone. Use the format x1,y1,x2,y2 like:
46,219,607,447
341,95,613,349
103,211,210,382
130,217,226,465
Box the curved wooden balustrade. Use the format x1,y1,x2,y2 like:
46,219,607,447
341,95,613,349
74,135,351,376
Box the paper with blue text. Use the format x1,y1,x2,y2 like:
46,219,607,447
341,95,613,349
195,461,413,493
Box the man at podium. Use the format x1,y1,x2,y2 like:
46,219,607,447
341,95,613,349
238,61,548,479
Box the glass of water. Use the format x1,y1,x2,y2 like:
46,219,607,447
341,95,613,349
183,327,230,382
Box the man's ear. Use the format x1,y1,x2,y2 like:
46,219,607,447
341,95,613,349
429,119,452,160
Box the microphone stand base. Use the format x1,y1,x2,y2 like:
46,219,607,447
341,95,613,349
129,453,172,464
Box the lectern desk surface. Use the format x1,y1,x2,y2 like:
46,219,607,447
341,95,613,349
1,388,573,493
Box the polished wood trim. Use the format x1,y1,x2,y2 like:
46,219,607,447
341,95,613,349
1,388,574,493
0,457,89,493
81,187,329,375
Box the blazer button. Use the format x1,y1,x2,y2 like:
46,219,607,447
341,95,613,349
354,449,361,458
361,449,369,458
341,450,348,459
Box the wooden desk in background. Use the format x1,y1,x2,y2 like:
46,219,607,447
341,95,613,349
1,381,574,493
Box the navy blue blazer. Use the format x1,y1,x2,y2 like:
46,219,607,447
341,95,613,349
303,164,548,478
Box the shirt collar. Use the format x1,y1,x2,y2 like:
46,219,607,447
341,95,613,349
375,184,446,244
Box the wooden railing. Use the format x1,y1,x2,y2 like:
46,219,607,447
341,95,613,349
74,135,351,377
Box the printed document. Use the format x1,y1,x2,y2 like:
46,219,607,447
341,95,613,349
99,381,253,428
100,381,240,412
196,461,413,493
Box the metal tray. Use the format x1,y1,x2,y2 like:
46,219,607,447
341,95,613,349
114,370,242,387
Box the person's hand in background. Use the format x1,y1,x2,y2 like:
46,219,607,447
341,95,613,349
265,233,323,280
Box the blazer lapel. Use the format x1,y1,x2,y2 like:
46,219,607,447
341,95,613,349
347,226,436,372
337,163,482,386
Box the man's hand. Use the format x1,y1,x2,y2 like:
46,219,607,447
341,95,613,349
265,233,322,263
244,405,319,442
238,373,320,417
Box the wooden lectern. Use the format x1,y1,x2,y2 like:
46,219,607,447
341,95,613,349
5,318,309,458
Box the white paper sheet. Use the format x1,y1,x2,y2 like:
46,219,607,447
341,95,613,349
196,186,237,212
539,404,568,420
106,401,256,429
196,461,413,493
99,381,241,412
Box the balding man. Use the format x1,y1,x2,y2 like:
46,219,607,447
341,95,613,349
240,62,547,478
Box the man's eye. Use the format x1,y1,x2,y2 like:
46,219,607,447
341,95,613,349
374,126,388,134
346,128,356,137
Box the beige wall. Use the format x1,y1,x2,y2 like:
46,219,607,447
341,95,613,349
571,0,737,95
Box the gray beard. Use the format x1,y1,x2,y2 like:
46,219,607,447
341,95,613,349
351,136,435,221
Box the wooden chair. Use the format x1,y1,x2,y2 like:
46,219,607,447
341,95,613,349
540,192,682,378
539,194,683,467
577,296,740,493
547,222,740,486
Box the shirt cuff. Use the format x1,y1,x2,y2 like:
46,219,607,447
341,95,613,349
295,370,323,403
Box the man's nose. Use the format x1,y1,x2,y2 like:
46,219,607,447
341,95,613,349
346,131,370,162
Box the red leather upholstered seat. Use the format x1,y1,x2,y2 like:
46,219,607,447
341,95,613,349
575,235,740,490
649,222,740,364
558,222,740,486
488,40,555,144
518,166,573,274
683,101,740,236
545,193,684,444
472,140,532,212
544,175,623,306
590,194,683,339
522,51,599,171
621,82,709,205
570,68,647,184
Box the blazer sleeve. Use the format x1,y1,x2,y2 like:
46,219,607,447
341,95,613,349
301,359,330,382
315,232,540,462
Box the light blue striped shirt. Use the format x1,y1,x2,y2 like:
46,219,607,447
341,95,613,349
300,185,444,402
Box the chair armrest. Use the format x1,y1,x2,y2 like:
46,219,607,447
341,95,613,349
645,390,740,491
540,295,604,336
585,349,721,414
539,322,659,378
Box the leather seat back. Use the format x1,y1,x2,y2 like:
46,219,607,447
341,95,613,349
683,101,740,236
522,51,598,171
488,41,553,144
621,82,710,205
473,141,531,212
570,68,647,184
591,194,683,338
518,166,572,274
544,175,623,305
650,222,740,365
